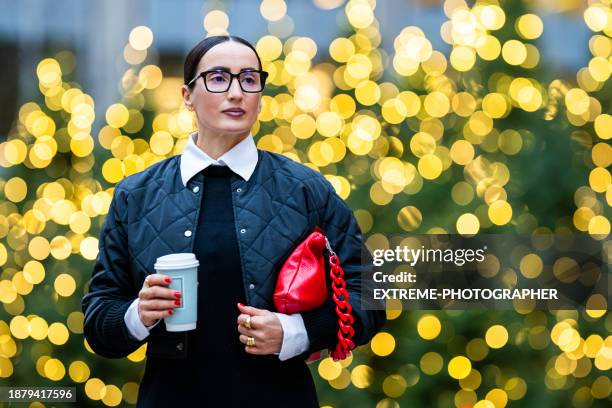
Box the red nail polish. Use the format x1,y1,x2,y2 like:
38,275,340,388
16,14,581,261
165,277,172,283
168,310,174,315
238,302,244,307
175,291,181,298
174,299,181,306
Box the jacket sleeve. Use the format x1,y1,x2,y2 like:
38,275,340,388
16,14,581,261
299,177,387,357
81,183,147,358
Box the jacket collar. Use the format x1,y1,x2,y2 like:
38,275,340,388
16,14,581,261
180,131,258,186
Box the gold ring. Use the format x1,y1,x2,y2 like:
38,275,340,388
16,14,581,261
244,315,251,329
246,336,255,347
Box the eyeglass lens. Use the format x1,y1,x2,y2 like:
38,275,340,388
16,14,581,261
204,71,263,92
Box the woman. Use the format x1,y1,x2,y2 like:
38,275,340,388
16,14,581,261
82,35,386,407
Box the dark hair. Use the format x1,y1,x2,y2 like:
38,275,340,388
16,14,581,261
183,35,263,89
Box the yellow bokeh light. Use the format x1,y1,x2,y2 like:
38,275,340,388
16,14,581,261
257,36,283,61
291,113,316,139
105,104,130,128
80,236,100,261
85,378,107,400
203,10,229,32
450,46,476,72
565,88,590,115
588,215,610,237
150,131,174,156
457,213,480,235
418,154,443,180
102,384,123,407
519,253,543,279
9,316,30,339
23,260,45,284
371,332,396,356
69,361,91,383
502,40,527,66
485,325,509,349
260,0,287,22
346,1,374,29
478,5,505,30
102,158,124,183
417,315,441,340
589,167,611,193
448,356,472,379
450,140,475,165
424,92,450,118
3,139,28,165
329,37,355,63
382,374,407,398
318,357,342,381
54,273,76,297
594,114,611,139
420,351,444,375
397,206,422,231
4,177,27,203
44,358,66,381
47,322,69,345
584,5,610,32
516,14,544,40
138,65,163,89
29,316,48,340
129,26,153,51
354,80,380,106
488,200,512,225
351,364,375,388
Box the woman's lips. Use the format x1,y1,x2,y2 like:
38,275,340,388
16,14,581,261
222,110,245,117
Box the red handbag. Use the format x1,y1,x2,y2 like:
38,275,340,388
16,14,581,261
273,226,356,362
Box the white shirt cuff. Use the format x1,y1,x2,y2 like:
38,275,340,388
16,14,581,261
124,298,160,340
273,312,310,361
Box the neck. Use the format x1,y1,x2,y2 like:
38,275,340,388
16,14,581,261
195,128,250,160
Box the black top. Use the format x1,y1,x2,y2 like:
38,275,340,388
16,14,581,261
137,165,319,407
191,165,248,398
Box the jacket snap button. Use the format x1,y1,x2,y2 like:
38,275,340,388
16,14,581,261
176,342,184,351
240,228,246,234
184,230,192,237
192,186,200,193
236,188,242,193
249,283,255,290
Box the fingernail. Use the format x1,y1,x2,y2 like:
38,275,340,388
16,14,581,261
238,302,244,307
168,310,174,315
174,291,181,298
165,277,172,283
174,299,181,306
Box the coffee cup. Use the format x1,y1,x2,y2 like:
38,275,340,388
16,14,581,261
153,253,199,331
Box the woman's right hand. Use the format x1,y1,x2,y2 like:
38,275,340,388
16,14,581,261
138,274,182,327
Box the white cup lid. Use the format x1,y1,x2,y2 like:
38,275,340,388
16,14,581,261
154,253,199,270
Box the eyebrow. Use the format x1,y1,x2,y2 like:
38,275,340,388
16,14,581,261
204,66,259,72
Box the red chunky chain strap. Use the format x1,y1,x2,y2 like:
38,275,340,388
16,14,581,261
325,238,356,361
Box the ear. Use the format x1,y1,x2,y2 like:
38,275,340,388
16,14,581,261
182,85,194,111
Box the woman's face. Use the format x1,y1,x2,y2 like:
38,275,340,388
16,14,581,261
182,41,263,136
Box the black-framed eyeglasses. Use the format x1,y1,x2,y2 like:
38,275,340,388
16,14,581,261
187,68,269,93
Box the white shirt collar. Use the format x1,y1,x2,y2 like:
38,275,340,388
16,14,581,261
180,131,258,186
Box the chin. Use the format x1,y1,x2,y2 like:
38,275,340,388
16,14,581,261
213,125,252,134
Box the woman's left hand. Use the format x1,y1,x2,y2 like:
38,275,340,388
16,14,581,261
236,303,283,355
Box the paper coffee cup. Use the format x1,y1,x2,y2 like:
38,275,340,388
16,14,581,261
153,253,199,331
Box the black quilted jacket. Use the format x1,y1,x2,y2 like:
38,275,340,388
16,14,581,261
81,148,386,360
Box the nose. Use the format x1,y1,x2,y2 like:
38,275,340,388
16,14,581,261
227,77,244,99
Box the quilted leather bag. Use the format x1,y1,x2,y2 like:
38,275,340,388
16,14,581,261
273,226,356,362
